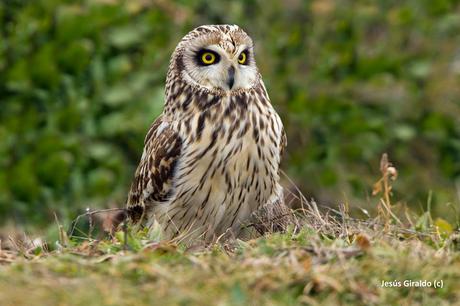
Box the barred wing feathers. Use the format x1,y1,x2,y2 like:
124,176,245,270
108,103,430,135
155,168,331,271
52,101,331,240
127,115,182,223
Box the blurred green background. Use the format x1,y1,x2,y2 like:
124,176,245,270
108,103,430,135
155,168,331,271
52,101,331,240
1,0,459,228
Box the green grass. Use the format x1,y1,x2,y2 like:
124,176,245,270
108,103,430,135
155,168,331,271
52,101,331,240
1,206,459,306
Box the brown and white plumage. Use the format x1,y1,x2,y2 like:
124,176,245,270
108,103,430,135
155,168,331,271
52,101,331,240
127,25,287,242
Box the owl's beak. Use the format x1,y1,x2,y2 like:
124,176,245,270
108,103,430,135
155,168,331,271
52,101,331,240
227,66,235,89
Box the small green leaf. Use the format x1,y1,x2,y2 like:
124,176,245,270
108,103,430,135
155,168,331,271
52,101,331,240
435,218,453,235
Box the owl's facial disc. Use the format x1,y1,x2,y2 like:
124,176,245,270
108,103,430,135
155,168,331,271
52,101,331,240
183,44,258,92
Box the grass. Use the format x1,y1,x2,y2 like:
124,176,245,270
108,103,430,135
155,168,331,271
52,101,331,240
1,222,459,305
1,156,460,306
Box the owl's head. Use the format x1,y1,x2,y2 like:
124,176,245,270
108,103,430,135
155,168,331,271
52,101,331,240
169,25,259,93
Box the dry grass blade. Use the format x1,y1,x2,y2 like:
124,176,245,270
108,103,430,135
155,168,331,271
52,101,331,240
68,208,127,239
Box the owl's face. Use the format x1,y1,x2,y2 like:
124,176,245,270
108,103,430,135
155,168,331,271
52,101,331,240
173,25,259,92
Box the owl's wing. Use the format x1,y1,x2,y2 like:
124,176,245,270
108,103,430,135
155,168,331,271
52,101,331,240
280,125,287,160
126,115,183,223
249,124,293,235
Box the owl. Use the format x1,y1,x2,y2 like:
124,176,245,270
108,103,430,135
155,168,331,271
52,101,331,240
126,25,288,242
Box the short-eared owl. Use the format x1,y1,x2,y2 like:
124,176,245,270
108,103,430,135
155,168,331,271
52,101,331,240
127,24,287,242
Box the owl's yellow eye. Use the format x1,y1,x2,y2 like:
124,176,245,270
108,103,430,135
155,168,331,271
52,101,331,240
201,52,216,65
196,49,220,66
238,51,248,64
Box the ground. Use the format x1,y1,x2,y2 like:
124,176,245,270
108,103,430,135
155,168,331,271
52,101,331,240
1,201,459,306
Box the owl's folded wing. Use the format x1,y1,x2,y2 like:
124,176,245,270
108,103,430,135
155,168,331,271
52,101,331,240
126,115,183,223
280,125,287,160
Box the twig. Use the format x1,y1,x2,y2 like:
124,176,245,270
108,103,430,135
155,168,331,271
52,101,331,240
123,221,128,251
68,208,127,238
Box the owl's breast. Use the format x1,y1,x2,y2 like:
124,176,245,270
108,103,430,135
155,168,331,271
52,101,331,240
156,92,284,240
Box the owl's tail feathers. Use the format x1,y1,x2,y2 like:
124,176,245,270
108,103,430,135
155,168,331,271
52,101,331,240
83,204,144,236
126,204,145,224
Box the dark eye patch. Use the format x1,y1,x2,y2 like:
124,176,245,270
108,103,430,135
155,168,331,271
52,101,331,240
238,49,250,65
196,49,221,66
